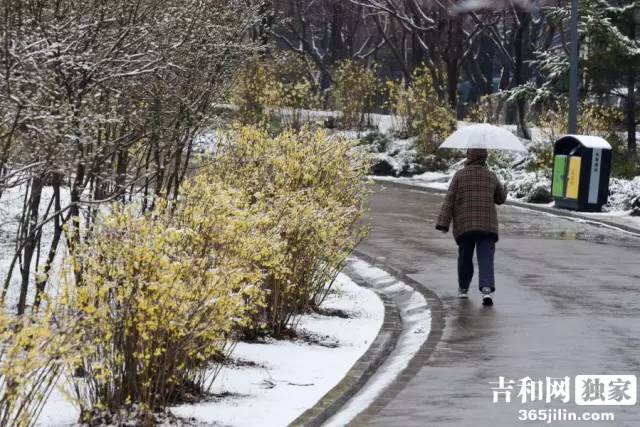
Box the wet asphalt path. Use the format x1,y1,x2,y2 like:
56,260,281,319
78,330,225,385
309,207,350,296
353,184,640,427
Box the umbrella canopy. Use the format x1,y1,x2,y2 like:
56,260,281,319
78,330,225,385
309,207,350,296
439,123,528,152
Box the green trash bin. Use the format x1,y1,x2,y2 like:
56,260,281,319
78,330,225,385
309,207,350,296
551,135,612,212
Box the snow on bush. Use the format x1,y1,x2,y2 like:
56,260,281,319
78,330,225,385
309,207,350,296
607,177,640,212
207,126,371,337
493,168,552,203
60,184,271,424
371,139,424,176
490,157,638,209
359,122,637,210
354,132,431,177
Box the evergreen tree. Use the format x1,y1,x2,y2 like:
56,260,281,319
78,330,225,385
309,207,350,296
582,0,640,154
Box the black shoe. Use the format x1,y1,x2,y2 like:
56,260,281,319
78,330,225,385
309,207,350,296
481,287,493,306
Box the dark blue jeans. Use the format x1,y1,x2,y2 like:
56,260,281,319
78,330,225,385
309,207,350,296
458,235,496,292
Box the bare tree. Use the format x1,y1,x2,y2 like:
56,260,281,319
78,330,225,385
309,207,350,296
355,0,557,129
352,0,471,111
271,0,387,91
0,0,261,313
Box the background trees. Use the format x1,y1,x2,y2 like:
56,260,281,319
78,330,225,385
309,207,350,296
271,0,386,93
267,0,639,153
581,0,640,154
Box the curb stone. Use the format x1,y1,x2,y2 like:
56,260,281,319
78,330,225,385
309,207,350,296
372,177,640,237
346,250,445,427
289,267,402,427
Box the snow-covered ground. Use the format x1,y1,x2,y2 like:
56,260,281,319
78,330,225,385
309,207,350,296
326,259,431,426
373,170,453,191
577,209,640,231
36,272,384,426
0,185,70,310
171,273,383,426
211,104,395,135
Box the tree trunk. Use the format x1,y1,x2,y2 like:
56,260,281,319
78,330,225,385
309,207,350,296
626,71,637,154
513,10,531,139
446,18,463,115
115,147,129,200
626,8,638,155
33,176,63,311
480,35,496,94
255,0,274,49
17,176,43,314
68,163,85,249
447,59,458,111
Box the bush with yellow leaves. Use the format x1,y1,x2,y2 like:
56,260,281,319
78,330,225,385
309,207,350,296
386,66,456,157
229,59,275,125
332,60,380,130
61,180,279,423
264,56,322,129
210,125,371,337
0,309,74,427
229,56,321,129
53,124,370,421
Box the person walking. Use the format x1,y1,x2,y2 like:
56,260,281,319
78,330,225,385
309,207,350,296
435,148,507,306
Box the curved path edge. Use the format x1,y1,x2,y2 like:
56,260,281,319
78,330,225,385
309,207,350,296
373,177,640,236
345,250,445,426
290,269,402,427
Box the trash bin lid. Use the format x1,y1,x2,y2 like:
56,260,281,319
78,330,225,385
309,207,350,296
558,135,612,150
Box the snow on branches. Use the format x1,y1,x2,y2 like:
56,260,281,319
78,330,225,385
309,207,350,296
0,0,263,313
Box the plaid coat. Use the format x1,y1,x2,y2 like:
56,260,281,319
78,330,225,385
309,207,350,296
435,149,507,243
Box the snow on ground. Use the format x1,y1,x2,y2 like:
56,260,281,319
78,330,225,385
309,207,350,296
170,272,383,426
36,273,383,426
193,128,220,154
325,259,431,426
212,105,395,135
372,170,452,191
0,185,70,310
37,387,79,426
577,210,640,232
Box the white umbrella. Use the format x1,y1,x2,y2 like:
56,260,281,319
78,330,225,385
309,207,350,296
439,123,528,152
